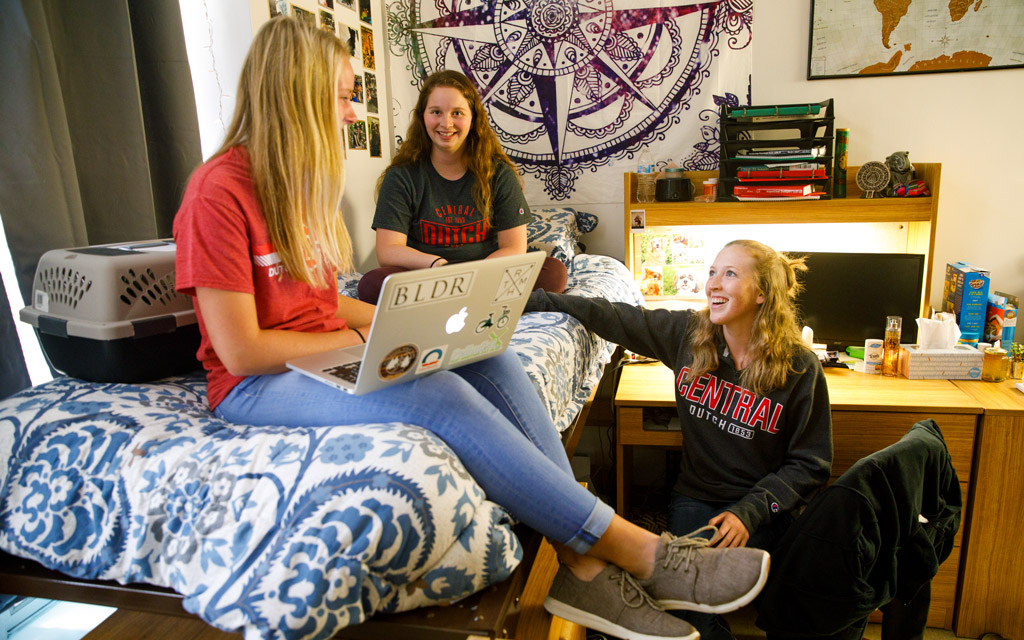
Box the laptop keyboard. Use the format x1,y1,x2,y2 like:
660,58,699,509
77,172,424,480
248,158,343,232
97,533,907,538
323,361,361,384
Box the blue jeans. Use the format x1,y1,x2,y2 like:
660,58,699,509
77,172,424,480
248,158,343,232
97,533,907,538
668,493,791,553
215,350,613,554
668,493,794,640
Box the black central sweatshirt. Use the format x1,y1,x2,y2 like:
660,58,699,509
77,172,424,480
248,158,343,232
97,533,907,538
527,290,833,534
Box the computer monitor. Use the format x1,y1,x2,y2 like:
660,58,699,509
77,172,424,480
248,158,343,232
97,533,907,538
791,252,926,352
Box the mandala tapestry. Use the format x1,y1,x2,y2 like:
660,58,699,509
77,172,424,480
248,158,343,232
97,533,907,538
383,0,753,204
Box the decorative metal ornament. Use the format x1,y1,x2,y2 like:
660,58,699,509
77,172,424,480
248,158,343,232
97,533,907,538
856,161,890,199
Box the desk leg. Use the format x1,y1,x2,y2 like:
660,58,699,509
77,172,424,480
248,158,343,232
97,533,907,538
615,408,633,516
955,415,1024,638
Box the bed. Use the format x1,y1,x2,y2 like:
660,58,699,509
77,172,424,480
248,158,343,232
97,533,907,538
0,208,642,640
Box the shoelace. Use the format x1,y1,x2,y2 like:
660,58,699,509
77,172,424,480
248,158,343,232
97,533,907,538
661,525,717,573
612,568,666,611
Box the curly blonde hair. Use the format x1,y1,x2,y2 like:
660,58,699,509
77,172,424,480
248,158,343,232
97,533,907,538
685,239,810,395
379,69,521,225
212,16,353,288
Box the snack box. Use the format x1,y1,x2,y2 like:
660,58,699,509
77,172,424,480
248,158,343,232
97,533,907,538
941,261,990,344
898,344,983,380
19,239,200,382
985,292,1011,344
995,290,1018,346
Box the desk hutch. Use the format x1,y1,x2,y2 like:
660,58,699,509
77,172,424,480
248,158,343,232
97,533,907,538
622,163,942,316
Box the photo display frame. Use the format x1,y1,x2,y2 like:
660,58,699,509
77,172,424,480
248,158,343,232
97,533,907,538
808,0,1024,79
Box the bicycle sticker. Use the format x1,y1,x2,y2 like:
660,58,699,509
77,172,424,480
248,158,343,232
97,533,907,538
475,306,511,333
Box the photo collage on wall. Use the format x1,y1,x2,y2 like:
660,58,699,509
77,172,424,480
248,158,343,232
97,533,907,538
635,231,708,300
271,0,380,157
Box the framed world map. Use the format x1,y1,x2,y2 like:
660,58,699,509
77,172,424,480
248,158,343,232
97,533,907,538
808,0,1024,79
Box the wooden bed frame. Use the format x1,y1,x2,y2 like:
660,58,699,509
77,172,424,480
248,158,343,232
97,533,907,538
0,373,609,639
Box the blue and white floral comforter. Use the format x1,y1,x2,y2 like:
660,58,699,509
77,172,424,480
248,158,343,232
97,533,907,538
0,254,640,640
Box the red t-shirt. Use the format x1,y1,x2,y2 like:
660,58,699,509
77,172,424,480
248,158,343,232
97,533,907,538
173,146,347,409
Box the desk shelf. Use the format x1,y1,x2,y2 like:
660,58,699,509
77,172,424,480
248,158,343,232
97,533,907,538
623,162,942,315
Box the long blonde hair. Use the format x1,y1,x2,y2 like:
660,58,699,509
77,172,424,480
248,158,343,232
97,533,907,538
686,239,810,395
379,69,521,225
213,16,353,287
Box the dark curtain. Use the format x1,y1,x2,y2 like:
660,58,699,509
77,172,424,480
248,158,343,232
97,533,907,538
0,271,31,398
0,0,201,398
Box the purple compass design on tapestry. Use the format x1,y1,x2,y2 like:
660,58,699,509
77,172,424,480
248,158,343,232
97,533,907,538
386,0,752,199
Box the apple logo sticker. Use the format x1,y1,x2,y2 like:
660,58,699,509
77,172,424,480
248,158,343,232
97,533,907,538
446,306,468,334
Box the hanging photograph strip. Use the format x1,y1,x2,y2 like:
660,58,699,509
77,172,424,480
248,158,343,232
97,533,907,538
368,116,381,158
347,120,367,150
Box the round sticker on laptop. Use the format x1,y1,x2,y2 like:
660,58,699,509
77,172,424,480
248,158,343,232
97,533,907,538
378,344,418,380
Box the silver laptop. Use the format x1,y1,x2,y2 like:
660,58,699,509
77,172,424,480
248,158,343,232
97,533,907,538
286,251,546,395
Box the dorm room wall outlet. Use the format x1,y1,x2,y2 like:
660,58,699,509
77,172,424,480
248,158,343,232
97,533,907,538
942,261,991,344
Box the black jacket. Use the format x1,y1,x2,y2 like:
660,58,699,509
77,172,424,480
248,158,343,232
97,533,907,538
755,418,961,636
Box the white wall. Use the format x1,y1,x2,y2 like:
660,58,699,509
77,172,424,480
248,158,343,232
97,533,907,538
179,0,252,161
181,1,1023,306
753,0,1024,309
180,0,391,273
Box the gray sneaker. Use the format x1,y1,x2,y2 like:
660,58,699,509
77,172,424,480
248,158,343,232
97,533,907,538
640,527,770,613
544,564,699,640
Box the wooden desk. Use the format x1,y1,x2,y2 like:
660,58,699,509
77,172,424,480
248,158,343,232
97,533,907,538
951,379,1024,639
613,362,984,630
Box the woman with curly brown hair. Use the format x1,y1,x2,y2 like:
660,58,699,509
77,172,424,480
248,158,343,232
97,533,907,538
356,69,567,303
528,239,834,639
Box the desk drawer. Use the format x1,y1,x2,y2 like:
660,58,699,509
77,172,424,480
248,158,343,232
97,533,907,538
617,407,683,447
830,411,976,481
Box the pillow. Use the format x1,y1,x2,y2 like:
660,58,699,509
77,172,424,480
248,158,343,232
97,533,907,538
338,272,361,298
574,210,599,234
527,207,598,267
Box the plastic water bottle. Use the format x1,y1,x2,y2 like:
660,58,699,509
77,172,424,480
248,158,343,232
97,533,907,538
636,148,656,203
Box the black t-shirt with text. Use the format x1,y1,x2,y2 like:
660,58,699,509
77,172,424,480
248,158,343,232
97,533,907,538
372,159,531,263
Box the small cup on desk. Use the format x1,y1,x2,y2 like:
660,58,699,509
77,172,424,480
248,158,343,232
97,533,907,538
982,347,1009,382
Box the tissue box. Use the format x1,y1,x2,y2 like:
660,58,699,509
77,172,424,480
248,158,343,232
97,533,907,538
898,344,983,380
942,262,990,344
